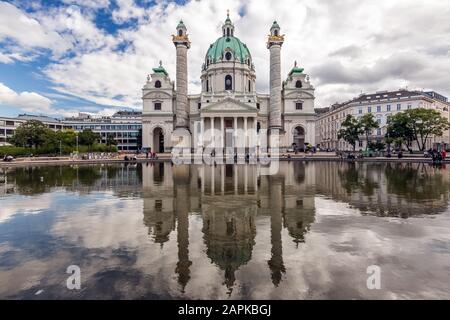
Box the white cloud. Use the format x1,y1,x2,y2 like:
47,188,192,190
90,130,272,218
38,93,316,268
0,82,53,112
2,0,450,110
61,0,110,9
0,1,70,55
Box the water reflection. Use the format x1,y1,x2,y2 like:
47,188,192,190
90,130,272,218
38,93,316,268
1,161,450,298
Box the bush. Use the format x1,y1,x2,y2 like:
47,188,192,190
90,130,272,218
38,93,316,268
0,144,117,157
0,146,32,157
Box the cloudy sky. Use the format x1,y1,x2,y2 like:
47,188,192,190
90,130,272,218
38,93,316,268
0,0,449,118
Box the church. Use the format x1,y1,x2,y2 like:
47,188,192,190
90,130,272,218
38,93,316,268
142,13,316,154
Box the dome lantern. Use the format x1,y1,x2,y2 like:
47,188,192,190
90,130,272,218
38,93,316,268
222,10,235,37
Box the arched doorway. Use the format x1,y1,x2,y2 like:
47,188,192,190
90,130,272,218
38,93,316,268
153,127,164,153
293,126,305,152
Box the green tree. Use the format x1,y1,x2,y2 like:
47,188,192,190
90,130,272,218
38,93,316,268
78,129,100,151
406,108,450,151
359,113,379,151
136,128,142,150
106,133,117,147
8,120,49,148
386,112,415,153
338,115,362,151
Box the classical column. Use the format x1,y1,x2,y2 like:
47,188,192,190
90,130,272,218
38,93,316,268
200,117,205,148
244,116,248,151
220,116,225,150
210,117,215,148
173,21,190,129
234,117,238,151
267,21,284,132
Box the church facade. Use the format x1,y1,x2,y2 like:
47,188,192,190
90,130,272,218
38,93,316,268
142,14,316,154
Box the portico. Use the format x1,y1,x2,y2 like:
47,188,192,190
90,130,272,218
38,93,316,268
199,98,258,153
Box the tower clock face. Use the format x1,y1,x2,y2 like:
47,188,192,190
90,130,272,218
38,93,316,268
225,52,232,61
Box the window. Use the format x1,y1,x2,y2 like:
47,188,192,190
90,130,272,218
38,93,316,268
377,105,381,112
358,109,362,114
368,106,372,113
387,105,391,111
154,102,162,110
225,52,232,61
359,141,363,147
178,29,183,36
248,80,251,92
274,29,278,36
377,128,382,135
397,104,401,110
377,119,381,124
155,80,161,88
225,75,232,90
206,79,209,92
198,103,201,110
256,103,260,110
296,102,303,110
407,104,412,109
295,80,302,88
5,121,14,126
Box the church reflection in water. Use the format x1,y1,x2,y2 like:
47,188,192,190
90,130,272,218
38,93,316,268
141,162,316,293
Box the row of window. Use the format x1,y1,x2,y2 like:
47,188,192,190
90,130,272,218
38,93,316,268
71,125,141,130
0,129,14,135
358,103,412,114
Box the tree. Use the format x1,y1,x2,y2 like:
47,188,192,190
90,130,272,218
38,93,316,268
8,120,49,148
386,112,415,152
136,128,142,150
359,113,379,151
406,108,450,151
338,115,363,151
78,129,100,151
106,133,117,147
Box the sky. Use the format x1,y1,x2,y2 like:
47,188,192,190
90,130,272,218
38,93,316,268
0,0,449,118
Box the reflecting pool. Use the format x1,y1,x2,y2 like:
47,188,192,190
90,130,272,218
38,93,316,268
0,161,449,299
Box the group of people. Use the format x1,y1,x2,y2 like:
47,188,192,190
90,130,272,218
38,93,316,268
145,148,157,159
427,148,447,163
2,155,14,162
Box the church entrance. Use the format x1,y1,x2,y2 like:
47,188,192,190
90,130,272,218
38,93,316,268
153,127,165,153
293,126,305,152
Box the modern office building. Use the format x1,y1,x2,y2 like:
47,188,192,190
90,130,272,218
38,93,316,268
0,114,69,146
1,111,142,151
64,111,142,151
315,89,450,151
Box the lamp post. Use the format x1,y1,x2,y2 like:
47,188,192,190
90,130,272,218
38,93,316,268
76,135,79,153
59,140,62,156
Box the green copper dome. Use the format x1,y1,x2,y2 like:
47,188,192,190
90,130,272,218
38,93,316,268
206,36,252,64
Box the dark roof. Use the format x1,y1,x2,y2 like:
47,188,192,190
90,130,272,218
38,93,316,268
17,114,61,123
314,107,330,115
112,111,142,117
350,89,425,104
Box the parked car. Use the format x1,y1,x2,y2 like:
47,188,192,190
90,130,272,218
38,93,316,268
2,155,14,162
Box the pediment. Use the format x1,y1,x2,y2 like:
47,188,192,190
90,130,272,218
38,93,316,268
284,90,315,99
201,97,257,113
143,90,172,99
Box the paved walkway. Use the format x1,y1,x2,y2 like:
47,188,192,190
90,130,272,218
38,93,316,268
0,152,447,167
